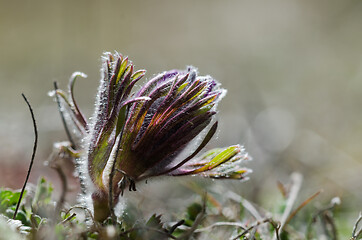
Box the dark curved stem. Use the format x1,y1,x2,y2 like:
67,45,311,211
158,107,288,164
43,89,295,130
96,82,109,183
69,74,88,130
13,94,38,219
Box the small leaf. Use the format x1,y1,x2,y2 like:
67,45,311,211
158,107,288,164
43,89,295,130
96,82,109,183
32,178,53,207
117,57,129,84
0,190,24,213
146,214,164,230
131,70,146,82
185,203,202,226
191,145,241,173
14,210,28,226
30,214,42,228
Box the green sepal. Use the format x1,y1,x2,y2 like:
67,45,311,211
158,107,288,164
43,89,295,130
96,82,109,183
191,145,241,173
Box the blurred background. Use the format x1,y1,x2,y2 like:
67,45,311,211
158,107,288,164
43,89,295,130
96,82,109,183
1,0,361,225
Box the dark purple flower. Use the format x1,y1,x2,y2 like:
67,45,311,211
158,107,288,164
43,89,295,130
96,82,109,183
52,52,251,221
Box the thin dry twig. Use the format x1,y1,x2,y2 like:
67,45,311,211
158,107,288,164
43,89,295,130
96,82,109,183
176,192,207,240
195,221,246,233
306,196,341,239
277,180,288,199
169,220,185,234
321,211,337,240
64,205,96,227
271,220,281,240
231,218,280,240
226,190,270,237
13,94,38,220
353,228,362,240
59,213,77,225
311,197,340,223
273,172,303,239
226,191,264,220
53,164,68,213
284,190,322,226
351,212,362,240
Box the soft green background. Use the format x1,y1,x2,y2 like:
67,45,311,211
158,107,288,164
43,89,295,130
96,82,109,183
0,0,361,223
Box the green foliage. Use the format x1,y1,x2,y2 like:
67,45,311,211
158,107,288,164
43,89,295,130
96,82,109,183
0,189,23,212
185,202,203,226
0,189,29,225
0,176,360,239
32,177,53,206
0,177,55,238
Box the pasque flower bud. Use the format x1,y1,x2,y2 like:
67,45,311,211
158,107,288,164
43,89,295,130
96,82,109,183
53,52,251,221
